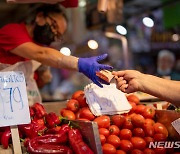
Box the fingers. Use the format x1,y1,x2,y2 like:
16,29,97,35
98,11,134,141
96,53,108,62
115,76,128,92
99,64,113,70
92,76,103,88
112,71,125,77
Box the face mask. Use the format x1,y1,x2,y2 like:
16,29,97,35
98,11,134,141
33,23,55,46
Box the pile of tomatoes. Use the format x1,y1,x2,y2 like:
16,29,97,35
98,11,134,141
60,90,174,154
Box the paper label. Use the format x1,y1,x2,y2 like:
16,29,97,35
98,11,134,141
0,71,30,127
171,118,180,135
84,83,132,116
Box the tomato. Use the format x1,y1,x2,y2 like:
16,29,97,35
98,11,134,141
100,134,106,145
129,102,137,112
131,114,145,128
119,140,133,152
153,123,168,137
143,125,154,137
67,99,79,112
60,108,67,115
154,133,167,141
107,135,121,148
116,150,126,154
131,137,146,150
79,107,95,121
119,129,132,140
135,105,146,114
75,109,81,119
144,119,155,127
129,113,137,118
143,148,155,154
133,128,145,137
111,115,125,128
142,107,155,119
99,128,110,138
77,118,90,122
144,137,154,147
72,90,88,107
122,116,133,130
94,116,110,128
154,147,166,154
131,149,143,154
127,94,140,104
102,143,116,154
61,109,75,120
109,125,120,136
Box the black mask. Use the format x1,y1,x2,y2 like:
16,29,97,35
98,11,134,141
33,23,55,46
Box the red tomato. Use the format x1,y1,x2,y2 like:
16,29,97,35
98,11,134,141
119,129,132,140
144,119,155,127
94,116,110,128
131,149,143,154
142,107,155,119
129,102,137,112
119,140,133,152
122,116,133,130
129,113,137,118
133,128,145,137
135,105,146,114
60,108,67,115
111,115,125,128
131,114,145,128
143,148,155,154
107,135,121,148
153,123,168,137
61,109,75,120
67,99,79,112
131,137,146,150
127,94,140,104
144,137,154,147
99,128,110,138
79,107,95,121
75,109,81,119
143,125,154,137
71,90,87,107
154,133,167,141
116,150,126,154
109,125,120,136
100,134,106,145
154,147,166,154
102,143,116,154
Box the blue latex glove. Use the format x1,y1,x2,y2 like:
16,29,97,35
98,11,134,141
78,54,113,88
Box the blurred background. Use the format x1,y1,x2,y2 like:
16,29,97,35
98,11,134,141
0,0,179,101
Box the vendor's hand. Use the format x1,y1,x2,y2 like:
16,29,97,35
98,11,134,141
78,54,113,87
112,70,144,93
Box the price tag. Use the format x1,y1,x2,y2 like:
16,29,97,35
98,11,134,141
0,71,30,127
171,118,180,135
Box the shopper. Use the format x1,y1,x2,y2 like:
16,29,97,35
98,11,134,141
0,4,112,88
112,70,180,106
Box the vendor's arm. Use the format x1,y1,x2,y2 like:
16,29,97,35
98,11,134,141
112,70,180,106
10,42,78,71
11,42,112,87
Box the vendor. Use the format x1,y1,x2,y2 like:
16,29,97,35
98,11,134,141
112,70,180,106
0,4,112,88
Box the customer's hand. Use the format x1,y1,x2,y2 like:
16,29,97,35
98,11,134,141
112,70,144,93
78,54,113,87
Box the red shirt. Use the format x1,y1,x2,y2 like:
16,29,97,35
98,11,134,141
0,23,32,65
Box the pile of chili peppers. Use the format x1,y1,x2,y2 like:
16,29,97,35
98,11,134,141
0,103,94,154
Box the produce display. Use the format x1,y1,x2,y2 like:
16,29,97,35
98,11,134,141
60,90,179,154
0,90,179,154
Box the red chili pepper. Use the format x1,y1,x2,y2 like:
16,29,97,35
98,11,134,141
45,112,61,128
29,107,35,118
45,126,61,134
32,118,47,135
1,127,11,149
32,103,46,119
68,129,94,154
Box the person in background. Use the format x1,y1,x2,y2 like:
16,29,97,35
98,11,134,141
156,50,180,80
112,70,180,107
0,4,112,88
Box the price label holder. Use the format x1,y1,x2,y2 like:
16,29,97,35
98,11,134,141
0,71,31,154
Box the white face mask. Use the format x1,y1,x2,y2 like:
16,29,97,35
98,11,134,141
157,67,171,76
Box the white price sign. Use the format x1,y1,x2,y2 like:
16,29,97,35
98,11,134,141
0,71,30,127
